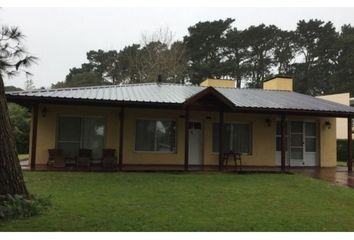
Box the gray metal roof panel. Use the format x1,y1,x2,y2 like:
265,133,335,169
6,83,354,114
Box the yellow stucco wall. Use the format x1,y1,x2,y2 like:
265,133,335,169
263,77,293,91
200,79,236,88
29,104,337,167
317,93,350,140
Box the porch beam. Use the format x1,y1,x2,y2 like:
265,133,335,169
118,106,125,171
184,108,190,171
30,104,38,170
219,111,224,171
348,116,352,173
280,113,286,172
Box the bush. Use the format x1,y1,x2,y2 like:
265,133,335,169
0,194,51,220
337,139,354,162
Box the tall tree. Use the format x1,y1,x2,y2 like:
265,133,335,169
333,24,354,95
242,24,280,88
0,26,36,196
224,28,248,88
293,19,338,95
183,18,234,84
273,30,297,75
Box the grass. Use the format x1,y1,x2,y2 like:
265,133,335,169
18,154,29,161
1,172,354,231
337,161,347,167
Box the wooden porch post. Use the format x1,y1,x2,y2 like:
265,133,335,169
280,113,286,172
30,104,38,170
184,108,190,171
348,116,352,173
219,111,224,171
118,106,124,171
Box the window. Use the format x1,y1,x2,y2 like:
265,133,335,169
135,119,176,152
57,116,106,160
212,123,251,154
305,122,317,152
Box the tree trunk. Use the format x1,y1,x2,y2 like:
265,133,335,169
0,75,28,196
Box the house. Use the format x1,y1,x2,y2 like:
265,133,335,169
317,93,351,140
6,76,354,172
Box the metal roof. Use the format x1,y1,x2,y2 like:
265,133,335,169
6,83,354,115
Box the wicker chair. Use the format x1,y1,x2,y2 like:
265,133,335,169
47,149,66,168
77,149,92,169
102,149,117,169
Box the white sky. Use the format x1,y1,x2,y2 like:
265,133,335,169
1,7,354,89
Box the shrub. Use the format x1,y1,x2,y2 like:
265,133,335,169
0,194,51,220
337,139,354,162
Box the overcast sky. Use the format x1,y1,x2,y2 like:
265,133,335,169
1,7,354,89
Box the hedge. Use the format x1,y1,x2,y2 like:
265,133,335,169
337,139,354,162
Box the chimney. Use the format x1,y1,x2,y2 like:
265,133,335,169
200,78,236,88
263,76,293,91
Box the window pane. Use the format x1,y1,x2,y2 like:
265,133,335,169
82,118,105,159
290,148,303,159
212,123,232,152
135,120,156,151
58,142,80,159
231,123,251,154
291,134,303,147
135,120,176,152
156,120,176,152
58,117,81,141
305,122,316,137
224,124,232,152
291,121,303,133
305,138,316,152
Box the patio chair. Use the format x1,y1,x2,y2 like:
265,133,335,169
223,151,242,171
76,149,92,169
47,149,66,168
101,149,117,169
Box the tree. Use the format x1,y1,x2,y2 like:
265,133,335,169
332,24,354,95
24,78,35,90
53,71,103,88
242,24,280,88
224,27,248,88
183,18,235,84
273,30,297,75
292,19,338,95
125,27,188,84
0,26,36,196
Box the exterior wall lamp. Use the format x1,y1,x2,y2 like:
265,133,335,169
41,107,48,118
324,121,331,129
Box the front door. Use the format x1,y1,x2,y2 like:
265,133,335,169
275,120,318,167
188,121,203,165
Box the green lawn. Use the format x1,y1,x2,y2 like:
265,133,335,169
18,154,29,161
1,172,354,231
337,161,347,167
